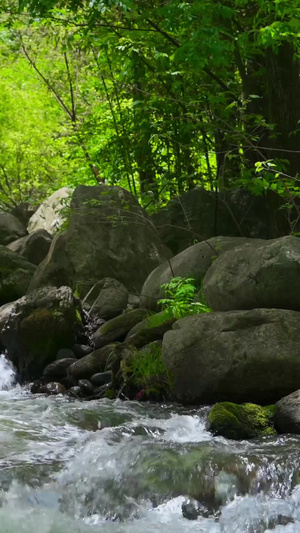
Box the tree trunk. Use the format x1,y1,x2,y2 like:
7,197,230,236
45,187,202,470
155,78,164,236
132,54,157,197
243,43,300,177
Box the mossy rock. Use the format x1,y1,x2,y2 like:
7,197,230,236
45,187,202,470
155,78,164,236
125,309,176,349
92,308,150,348
208,402,276,440
2,286,77,381
20,308,68,355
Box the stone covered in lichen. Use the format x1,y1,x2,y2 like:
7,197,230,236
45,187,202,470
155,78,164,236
208,402,276,440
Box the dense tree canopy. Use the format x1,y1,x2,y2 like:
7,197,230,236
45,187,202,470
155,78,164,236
0,0,300,210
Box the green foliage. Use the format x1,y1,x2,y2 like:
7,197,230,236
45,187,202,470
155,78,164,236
158,277,211,319
1,0,300,210
125,342,171,392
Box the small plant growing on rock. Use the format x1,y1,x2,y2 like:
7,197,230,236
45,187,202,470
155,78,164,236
158,277,211,319
123,342,172,400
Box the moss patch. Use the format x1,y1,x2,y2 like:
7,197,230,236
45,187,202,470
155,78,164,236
145,309,174,328
105,389,116,400
96,308,149,339
125,309,176,349
208,402,276,440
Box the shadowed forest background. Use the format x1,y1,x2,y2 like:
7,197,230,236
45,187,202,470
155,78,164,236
1,0,300,218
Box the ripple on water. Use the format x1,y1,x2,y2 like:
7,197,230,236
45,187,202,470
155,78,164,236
0,385,299,531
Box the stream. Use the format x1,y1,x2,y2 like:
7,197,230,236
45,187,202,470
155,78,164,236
1,356,300,532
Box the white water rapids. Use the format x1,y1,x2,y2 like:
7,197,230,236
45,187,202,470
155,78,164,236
0,354,17,391
0,355,300,532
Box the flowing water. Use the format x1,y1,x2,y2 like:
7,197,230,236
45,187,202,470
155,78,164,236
1,356,300,532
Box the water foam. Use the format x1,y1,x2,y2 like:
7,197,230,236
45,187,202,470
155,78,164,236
0,354,16,391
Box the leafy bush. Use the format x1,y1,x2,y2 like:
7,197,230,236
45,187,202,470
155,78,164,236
158,277,211,319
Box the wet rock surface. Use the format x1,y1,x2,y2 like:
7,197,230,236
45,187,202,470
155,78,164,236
90,371,112,387
42,358,77,380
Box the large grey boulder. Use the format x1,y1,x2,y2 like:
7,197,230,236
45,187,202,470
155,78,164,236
152,188,288,254
7,230,52,265
162,309,300,405
140,236,264,310
1,286,78,381
82,278,128,319
275,390,300,434
0,246,36,305
0,212,27,245
203,236,300,312
27,187,73,235
29,185,170,295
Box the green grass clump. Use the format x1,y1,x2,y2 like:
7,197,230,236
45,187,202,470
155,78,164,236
125,342,172,392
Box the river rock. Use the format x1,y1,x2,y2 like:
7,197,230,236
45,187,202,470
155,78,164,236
27,187,73,235
0,212,27,245
82,278,128,319
275,390,300,434
67,344,117,383
140,236,264,310
7,229,52,265
203,236,300,311
2,286,78,381
125,310,176,348
78,379,94,396
93,308,149,349
152,188,288,254
43,358,77,380
72,344,93,358
28,185,170,295
162,308,300,404
68,386,83,398
39,382,66,395
90,371,112,387
89,383,113,400
0,246,36,305
56,348,76,360
208,403,276,440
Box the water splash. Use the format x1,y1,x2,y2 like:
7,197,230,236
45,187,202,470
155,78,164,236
0,354,16,390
